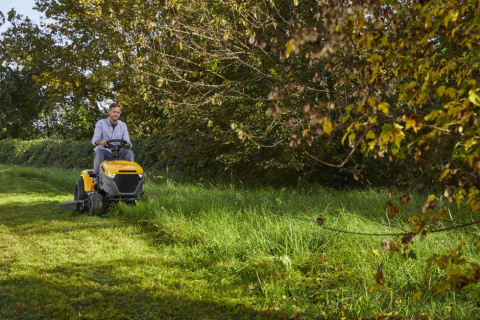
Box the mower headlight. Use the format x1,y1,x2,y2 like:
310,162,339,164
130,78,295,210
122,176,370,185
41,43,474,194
106,172,116,178
139,174,143,179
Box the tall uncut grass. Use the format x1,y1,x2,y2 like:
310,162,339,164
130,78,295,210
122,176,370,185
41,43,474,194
116,175,480,319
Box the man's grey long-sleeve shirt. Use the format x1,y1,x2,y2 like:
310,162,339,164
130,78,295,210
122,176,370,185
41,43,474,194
91,118,132,153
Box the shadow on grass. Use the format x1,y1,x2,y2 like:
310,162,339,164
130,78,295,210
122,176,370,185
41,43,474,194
0,257,278,320
0,202,91,227
0,171,72,195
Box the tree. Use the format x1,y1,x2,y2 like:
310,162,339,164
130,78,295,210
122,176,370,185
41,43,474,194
267,0,480,293
266,0,480,206
0,7,128,139
0,65,43,139
3,0,478,190
0,11,5,27
24,0,309,177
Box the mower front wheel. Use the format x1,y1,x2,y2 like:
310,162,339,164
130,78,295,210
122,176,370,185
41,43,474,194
88,194,105,216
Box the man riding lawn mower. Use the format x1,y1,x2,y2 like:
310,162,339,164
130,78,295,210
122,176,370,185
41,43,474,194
60,139,145,215
61,103,144,215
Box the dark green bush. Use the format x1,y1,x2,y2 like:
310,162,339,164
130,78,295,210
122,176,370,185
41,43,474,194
0,138,194,173
0,139,93,169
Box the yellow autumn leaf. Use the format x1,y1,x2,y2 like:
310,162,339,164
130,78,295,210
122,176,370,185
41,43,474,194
341,129,351,145
392,123,405,148
148,21,157,30
413,291,422,304
405,117,422,133
302,128,310,138
366,130,375,140
446,87,456,99
378,102,389,115
348,133,356,146
464,138,477,151
469,90,480,106
285,40,294,55
406,81,417,90
323,118,334,135
443,10,459,28
439,169,450,181
380,35,388,46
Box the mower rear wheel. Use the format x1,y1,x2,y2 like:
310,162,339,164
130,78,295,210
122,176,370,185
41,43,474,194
74,179,87,212
88,193,105,216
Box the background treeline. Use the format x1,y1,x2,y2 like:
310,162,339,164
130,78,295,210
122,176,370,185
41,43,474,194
0,0,478,196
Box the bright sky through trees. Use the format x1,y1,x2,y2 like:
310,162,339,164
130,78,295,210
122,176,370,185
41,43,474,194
0,0,44,32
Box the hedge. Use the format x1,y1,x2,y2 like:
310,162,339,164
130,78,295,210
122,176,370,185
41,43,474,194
0,138,169,171
0,138,311,186
0,138,233,179
0,138,443,189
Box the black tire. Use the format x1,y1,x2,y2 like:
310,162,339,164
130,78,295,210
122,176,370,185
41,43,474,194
88,193,105,216
74,179,88,212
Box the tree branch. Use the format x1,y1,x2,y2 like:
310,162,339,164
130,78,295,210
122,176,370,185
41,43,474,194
302,129,367,168
316,218,480,236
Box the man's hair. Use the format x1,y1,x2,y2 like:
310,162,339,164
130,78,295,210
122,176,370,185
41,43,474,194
109,103,121,110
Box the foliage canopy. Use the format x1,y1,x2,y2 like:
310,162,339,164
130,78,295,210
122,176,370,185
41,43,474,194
0,1,479,188
1,0,480,298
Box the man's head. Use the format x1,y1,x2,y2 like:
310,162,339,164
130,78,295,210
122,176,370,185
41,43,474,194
108,103,122,124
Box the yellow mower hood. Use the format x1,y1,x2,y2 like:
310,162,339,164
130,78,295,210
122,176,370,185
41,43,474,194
101,161,144,175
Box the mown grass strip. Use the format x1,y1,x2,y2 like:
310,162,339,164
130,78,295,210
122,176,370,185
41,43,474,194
0,166,270,319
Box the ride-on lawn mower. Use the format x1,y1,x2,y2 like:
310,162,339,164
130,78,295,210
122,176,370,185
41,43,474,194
60,139,145,215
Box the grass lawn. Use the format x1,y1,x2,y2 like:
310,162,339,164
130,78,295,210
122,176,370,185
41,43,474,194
0,164,479,319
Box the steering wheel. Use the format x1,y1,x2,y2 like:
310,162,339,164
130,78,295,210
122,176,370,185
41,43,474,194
104,139,127,158
105,139,127,149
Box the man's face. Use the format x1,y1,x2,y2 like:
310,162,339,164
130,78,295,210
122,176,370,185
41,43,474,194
108,107,121,123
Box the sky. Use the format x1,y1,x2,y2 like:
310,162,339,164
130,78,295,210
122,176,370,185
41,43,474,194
0,0,45,32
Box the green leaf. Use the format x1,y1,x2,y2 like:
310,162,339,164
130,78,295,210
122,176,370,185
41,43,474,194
209,60,218,71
